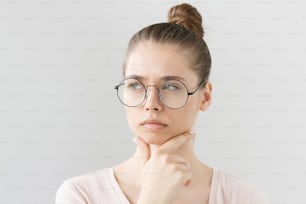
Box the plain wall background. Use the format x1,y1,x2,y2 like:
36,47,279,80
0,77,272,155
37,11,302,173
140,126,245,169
1,0,306,203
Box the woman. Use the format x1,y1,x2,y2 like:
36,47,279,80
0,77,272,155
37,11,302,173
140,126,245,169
55,3,269,204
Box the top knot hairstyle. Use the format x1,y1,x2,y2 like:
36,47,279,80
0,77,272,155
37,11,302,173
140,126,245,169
168,3,204,38
123,3,211,85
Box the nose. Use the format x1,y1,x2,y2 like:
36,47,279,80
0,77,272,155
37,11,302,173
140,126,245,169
144,86,162,111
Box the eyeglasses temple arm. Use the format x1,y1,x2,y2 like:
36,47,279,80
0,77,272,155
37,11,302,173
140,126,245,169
187,79,207,95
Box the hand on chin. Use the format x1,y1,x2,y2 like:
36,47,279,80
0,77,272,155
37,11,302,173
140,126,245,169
139,130,190,146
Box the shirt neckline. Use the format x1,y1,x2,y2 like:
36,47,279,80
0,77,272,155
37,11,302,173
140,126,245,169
109,166,217,204
108,167,131,203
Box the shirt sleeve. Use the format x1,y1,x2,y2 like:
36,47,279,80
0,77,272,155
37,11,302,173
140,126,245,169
55,180,88,204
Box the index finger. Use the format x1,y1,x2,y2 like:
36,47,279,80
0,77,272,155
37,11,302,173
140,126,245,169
159,131,195,153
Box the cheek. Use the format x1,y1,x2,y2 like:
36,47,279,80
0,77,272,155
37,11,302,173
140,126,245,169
125,108,137,127
177,110,197,126
125,108,143,134
169,102,199,132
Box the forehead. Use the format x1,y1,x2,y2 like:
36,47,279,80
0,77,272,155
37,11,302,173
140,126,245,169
125,41,197,82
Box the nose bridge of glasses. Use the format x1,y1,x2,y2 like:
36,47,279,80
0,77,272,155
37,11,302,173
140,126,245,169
146,85,160,96
144,84,162,102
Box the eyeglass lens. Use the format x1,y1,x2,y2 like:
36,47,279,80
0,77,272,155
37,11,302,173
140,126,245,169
116,78,189,109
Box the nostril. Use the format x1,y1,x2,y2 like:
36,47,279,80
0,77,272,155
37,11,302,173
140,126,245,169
145,106,159,111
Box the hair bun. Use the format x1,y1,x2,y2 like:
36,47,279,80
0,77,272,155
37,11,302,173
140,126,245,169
168,3,204,38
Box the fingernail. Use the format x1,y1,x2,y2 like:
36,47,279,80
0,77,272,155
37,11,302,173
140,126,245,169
132,137,138,144
189,130,196,135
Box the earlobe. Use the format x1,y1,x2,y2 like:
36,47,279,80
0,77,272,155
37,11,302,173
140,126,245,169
199,82,212,111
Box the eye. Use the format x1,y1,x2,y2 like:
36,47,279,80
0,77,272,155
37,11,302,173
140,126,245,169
162,83,181,91
126,81,143,90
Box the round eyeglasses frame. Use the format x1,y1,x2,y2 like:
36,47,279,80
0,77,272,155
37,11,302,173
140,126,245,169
114,78,207,109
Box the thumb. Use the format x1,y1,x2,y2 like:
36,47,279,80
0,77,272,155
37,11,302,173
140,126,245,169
132,136,151,162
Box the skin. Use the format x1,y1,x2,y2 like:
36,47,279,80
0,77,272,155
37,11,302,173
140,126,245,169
114,41,213,204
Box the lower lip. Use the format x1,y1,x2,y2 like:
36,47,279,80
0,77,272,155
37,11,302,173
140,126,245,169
142,123,167,130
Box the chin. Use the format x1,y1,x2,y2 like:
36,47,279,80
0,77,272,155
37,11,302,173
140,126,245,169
136,131,170,145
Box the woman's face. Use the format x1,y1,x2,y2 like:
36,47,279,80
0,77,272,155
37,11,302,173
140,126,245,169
124,41,210,145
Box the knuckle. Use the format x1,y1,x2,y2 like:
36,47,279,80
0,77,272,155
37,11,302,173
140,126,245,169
175,171,185,180
153,152,169,164
160,154,170,163
153,150,163,157
168,163,178,171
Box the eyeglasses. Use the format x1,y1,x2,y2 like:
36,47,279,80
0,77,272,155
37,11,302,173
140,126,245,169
114,78,207,109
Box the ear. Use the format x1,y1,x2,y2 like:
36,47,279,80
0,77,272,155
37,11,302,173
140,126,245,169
199,81,212,111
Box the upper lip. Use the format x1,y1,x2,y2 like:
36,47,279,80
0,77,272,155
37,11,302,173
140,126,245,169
141,119,167,126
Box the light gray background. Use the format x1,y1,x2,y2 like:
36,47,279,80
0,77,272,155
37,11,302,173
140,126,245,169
0,0,305,203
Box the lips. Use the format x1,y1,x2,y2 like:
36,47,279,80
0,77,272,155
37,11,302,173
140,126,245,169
140,119,167,131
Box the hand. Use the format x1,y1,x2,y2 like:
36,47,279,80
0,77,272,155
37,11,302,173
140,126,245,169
133,131,195,204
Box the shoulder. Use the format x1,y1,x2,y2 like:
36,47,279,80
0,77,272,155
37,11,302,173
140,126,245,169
210,169,269,204
55,168,112,204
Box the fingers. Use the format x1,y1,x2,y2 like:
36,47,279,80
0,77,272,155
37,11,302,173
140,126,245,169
159,131,195,153
169,162,193,187
132,130,195,162
165,156,193,187
164,154,191,167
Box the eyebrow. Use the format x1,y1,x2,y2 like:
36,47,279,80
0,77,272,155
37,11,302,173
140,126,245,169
125,75,187,82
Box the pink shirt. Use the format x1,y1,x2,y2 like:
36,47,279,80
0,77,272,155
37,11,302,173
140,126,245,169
55,167,269,204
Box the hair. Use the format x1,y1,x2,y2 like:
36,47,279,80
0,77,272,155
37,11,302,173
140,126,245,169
122,3,211,86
